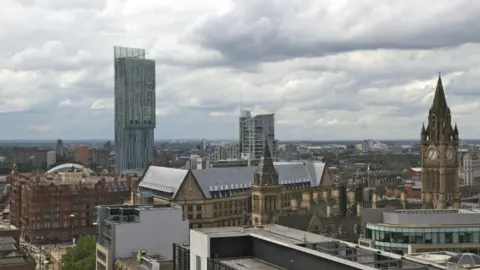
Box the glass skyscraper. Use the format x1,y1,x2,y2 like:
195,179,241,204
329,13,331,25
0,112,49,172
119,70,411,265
114,46,156,173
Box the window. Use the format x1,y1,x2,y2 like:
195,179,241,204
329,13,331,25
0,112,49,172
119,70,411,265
97,250,107,262
196,255,201,270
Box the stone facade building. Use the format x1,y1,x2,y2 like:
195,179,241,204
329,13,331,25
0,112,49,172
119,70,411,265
8,164,136,244
420,76,460,209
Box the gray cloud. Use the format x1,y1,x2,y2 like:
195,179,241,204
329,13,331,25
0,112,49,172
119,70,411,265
189,0,480,65
0,0,479,140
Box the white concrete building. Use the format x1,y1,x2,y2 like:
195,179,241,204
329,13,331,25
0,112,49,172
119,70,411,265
95,204,189,270
462,152,480,186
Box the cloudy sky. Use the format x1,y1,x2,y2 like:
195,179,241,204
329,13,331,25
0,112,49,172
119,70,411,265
1,0,480,140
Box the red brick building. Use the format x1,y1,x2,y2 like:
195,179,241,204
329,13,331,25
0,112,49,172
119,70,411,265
9,165,138,244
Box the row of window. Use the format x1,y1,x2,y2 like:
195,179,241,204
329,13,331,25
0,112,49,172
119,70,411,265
367,224,480,233
368,230,480,245
189,218,246,229
29,219,92,229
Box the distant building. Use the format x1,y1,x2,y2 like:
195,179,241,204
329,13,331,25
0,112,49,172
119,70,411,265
46,151,56,168
96,204,189,270
73,145,89,165
362,139,388,152
11,147,54,169
200,139,207,151
239,110,275,160
114,46,156,173
89,147,113,169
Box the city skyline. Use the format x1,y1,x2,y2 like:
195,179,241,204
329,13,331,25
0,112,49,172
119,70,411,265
1,1,480,140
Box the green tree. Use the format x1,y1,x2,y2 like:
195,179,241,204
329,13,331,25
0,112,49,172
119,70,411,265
61,235,96,270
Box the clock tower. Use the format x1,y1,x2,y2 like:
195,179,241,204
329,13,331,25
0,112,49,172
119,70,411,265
420,75,460,209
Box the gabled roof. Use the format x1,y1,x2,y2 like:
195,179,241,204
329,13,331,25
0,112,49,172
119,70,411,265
138,162,329,199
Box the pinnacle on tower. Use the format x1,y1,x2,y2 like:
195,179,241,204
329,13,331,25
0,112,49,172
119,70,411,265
257,137,275,172
421,122,426,138
431,75,449,114
254,136,278,186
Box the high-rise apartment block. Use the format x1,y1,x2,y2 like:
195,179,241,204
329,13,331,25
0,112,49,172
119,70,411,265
239,110,275,160
114,46,156,173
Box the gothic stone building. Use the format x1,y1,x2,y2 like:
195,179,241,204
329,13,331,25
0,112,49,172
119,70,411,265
135,139,335,229
420,76,460,209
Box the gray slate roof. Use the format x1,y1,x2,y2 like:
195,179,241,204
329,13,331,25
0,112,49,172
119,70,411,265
138,166,188,194
138,161,328,198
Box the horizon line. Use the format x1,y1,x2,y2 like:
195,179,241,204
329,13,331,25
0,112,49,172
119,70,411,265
0,138,478,142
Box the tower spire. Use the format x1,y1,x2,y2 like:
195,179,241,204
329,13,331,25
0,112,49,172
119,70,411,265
254,137,278,186
431,75,449,113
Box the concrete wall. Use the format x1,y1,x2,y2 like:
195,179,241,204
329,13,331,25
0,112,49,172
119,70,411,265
113,208,189,260
383,211,480,225
189,230,210,270
46,151,56,168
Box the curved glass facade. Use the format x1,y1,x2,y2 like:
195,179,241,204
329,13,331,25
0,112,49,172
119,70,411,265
366,224,480,254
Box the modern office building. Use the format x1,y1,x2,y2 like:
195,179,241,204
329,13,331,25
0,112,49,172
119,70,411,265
96,204,189,270
114,46,156,173
360,209,480,255
188,224,439,270
239,110,275,160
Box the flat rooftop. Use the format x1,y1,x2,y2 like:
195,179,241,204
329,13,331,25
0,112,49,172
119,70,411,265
97,204,180,211
197,225,331,245
378,209,480,226
195,225,435,270
117,254,169,270
219,258,283,270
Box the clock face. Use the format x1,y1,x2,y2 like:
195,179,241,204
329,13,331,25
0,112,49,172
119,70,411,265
426,149,438,160
446,148,454,160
